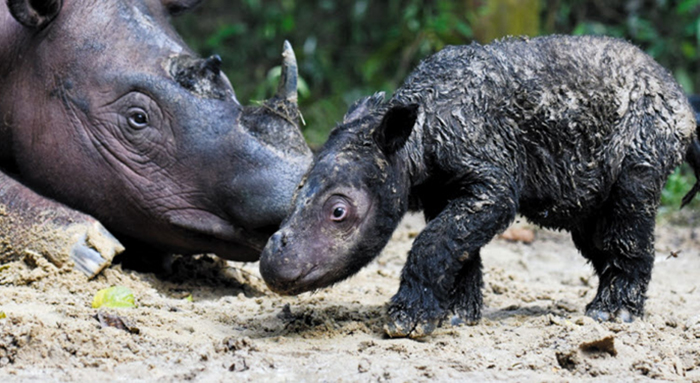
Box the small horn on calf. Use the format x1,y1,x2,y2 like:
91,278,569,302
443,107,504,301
276,40,299,104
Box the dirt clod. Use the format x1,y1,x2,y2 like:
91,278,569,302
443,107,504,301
580,335,617,356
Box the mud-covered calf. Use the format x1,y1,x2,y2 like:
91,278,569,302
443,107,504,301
260,35,698,338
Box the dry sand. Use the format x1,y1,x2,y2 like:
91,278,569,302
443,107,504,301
1,213,700,382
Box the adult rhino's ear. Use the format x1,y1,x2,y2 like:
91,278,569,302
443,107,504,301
7,0,62,29
373,104,419,155
161,0,204,16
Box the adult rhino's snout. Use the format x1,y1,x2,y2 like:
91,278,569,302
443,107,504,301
224,154,309,232
224,40,312,232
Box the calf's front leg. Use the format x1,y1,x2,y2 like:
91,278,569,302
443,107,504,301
385,181,517,338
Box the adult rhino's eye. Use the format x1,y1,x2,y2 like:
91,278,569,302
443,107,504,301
127,108,149,129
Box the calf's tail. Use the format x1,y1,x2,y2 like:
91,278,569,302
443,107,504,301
681,95,700,208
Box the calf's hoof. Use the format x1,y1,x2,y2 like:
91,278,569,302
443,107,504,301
586,307,635,323
384,307,440,339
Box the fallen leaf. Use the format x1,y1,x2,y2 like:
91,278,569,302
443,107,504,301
92,286,136,309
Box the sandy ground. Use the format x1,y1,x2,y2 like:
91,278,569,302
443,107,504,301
1,213,700,382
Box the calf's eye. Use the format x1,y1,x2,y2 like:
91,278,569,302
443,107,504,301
332,206,347,221
324,195,354,224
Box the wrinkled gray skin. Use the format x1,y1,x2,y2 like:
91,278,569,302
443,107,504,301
0,0,312,272
260,35,696,338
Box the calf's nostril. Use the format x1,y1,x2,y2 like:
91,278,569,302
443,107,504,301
269,231,288,253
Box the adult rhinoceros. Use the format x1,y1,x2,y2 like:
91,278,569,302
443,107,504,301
0,0,312,276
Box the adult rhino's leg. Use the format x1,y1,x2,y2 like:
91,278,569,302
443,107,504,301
0,171,124,278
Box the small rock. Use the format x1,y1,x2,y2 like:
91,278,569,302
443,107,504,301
94,311,139,334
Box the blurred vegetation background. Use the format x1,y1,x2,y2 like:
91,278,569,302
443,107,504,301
174,0,700,209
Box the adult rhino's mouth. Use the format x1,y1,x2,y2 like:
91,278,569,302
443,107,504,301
165,209,276,261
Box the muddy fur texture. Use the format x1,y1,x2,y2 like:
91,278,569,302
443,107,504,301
260,35,697,338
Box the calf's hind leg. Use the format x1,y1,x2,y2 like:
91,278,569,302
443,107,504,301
571,169,661,322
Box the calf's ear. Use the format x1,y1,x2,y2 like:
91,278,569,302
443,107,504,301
161,0,204,16
373,104,419,155
7,0,62,29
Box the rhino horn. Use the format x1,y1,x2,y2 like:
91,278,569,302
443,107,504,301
7,0,62,29
276,40,299,104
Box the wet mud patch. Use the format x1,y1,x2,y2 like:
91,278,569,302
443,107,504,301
0,214,699,381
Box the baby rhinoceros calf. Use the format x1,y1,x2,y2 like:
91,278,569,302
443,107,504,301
260,35,698,338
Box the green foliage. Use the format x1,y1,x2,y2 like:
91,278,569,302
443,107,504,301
661,165,699,210
174,0,473,147
174,1,699,208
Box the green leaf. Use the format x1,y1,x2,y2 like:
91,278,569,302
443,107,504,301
92,286,136,309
